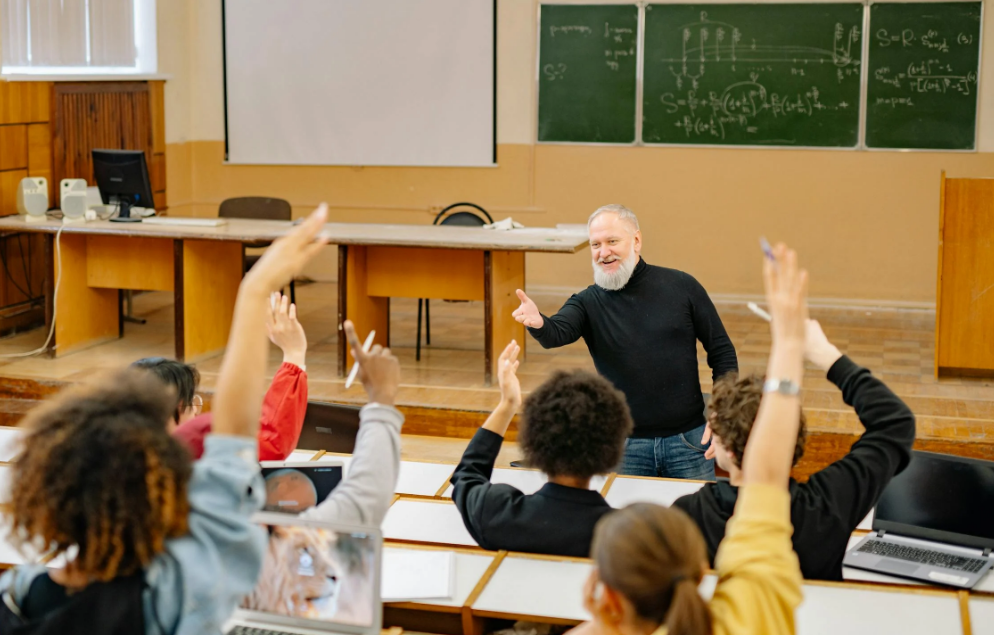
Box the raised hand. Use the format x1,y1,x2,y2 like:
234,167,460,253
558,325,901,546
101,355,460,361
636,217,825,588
497,340,522,409
267,292,307,368
512,289,544,329
804,319,842,371
343,320,400,407
245,204,329,294
764,244,808,347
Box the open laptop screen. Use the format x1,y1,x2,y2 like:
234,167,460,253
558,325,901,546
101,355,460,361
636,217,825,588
238,514,381,634
261,463,344,513
875,451,994,550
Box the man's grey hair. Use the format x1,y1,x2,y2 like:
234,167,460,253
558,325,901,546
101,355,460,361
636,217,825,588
587,204,640,234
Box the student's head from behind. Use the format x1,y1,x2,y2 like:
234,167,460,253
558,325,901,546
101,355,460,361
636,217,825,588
131,357,202,432
8,370,192,582
708,372,808,475
587,503,710,635
519,370,633,480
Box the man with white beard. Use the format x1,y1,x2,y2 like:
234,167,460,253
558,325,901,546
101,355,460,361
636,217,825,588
512,204,738,479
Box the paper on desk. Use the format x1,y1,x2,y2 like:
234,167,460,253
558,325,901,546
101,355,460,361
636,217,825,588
484,217,525,231
382,548,454,602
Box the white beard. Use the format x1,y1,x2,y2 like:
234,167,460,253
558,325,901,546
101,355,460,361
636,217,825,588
592,247,638,291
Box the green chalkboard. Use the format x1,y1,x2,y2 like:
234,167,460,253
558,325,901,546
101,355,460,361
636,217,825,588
866,2,982,150
642,4,864,147
538,4,638,143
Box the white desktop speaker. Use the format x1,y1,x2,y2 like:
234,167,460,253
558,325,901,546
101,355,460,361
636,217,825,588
16,177,48,220
60,179,90,221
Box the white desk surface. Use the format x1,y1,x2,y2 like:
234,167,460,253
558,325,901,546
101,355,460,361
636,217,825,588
471,555,592,621
0,464,11,503
0,427,22,462
970,596,994,635
396,462,454,497
442,468,607,498
381,499,478,548
857,509,873,531
603,476,705,508
843,534,994,592
795,582,962,635
384,546,496,609
284,449,319,462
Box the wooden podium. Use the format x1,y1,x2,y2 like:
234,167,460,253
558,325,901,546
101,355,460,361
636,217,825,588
935,172,994,377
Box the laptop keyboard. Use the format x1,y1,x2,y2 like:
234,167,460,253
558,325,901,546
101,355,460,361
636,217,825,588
858,539,990,573
229,626,301,635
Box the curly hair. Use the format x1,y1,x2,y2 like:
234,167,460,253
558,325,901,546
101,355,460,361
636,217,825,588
9,370,193,581
709,373,807,469
519,370,633,479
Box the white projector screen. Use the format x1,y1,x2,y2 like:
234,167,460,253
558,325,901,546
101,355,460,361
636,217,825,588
223,0,495,166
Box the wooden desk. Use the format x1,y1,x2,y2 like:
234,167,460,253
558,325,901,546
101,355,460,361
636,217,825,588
970,596,994,635
441,467,607,498
396,461,455,498
603,475,706,508
470,553,592,624
331,224,588,384
0,216,288,361
382,498,479,548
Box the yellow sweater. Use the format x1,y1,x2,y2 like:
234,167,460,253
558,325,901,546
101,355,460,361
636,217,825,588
651,484,804,635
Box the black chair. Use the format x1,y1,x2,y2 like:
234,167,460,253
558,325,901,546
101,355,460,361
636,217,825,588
416,202,494,361
219,196,296,304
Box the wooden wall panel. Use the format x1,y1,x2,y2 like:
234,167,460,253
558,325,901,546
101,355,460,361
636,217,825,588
0,170,27,218
936,176,994,376
149,81,166,154
0,126,28,171
150,153,166,193
0,82,51,125
52,82,153,207
0,233,45,307
27,124,53,204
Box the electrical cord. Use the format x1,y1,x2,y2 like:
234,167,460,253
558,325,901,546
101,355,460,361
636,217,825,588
0,235,33,300
0,224,64,358
17,233,35,299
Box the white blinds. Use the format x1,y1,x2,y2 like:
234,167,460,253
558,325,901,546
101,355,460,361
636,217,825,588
1,0,136,69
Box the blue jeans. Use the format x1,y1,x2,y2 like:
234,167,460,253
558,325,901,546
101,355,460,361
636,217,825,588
620,423,715,480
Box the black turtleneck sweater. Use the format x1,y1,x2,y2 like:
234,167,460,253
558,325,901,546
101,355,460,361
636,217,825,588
527,258,738,438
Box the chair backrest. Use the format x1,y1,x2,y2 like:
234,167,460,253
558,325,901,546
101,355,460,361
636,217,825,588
296,400,362,453
218,196,292,221
433,202,493,226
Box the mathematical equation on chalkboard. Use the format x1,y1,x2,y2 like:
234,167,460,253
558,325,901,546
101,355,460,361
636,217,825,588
644,8,862,145
542,20,637,82
872,27,978,107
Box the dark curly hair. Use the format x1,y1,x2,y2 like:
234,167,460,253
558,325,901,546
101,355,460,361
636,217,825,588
131,357,200,423
519,370,633,479
9,370,193,581
709,372,807,469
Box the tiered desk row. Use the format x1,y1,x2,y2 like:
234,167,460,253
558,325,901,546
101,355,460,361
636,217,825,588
0,427,990,635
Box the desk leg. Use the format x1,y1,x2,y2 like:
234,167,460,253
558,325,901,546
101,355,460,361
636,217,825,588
175,240,242,362
337,245,389,376
484,251,525,386
46,233,119,357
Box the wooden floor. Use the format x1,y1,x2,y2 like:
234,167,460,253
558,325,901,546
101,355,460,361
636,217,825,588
0,281,991,452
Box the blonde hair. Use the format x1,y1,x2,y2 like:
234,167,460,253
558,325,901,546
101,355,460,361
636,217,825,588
592,503,712,635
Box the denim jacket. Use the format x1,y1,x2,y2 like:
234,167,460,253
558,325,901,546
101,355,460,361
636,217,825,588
0,434,267,635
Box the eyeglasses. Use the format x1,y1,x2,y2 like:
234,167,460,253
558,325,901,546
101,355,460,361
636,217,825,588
191,394,203,416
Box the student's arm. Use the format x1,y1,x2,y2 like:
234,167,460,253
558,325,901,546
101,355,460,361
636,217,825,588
451,342,525,547
686,273,739,381
301,321,402,527
210,206,328,439
520,292,588,349
708,245,806,635
257,294,310,460
801,320,916,529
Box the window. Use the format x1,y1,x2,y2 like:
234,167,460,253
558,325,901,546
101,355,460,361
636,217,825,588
1,0,156,75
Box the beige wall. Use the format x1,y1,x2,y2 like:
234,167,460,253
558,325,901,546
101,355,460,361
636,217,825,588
157,0,994,305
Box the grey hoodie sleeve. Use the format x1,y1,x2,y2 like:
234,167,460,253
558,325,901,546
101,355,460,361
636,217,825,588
300,403,404,527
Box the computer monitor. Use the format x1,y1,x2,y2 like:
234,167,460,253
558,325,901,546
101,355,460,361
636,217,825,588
91,149,155,223
874,450,994,550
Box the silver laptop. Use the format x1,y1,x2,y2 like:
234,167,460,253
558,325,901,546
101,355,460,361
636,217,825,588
225,513,382,635
844,451,994,589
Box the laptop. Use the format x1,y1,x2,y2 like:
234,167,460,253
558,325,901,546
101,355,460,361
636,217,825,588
296,402,362,454
225,513,382,635
261,461,345,514
844,450,994,588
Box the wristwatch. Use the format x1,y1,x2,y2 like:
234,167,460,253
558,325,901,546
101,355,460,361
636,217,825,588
763,378,801,396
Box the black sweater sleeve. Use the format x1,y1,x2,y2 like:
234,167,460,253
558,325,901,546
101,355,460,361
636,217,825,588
800,355,916,529
684,275,738,381
527,294,587,349
450,428,526,549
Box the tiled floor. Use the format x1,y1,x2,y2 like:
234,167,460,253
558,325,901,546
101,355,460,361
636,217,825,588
0,281,990,444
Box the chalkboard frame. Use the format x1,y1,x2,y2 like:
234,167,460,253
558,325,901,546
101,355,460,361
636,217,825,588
535,2,645,146
863,0,984,153
534,1,983,152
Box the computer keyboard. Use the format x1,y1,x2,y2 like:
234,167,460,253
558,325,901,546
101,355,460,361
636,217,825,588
858,539,989,573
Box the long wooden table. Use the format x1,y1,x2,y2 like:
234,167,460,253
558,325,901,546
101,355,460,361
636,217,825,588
0,217,588,373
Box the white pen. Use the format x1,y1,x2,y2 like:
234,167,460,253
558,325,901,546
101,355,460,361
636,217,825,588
345,330,376,389
747,302,772,322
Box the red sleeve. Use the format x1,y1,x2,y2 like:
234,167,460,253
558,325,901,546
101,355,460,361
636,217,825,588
257,362,309,461
171,414,213,459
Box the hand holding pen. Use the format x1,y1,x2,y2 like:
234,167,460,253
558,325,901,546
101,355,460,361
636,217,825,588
342,320,401,407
